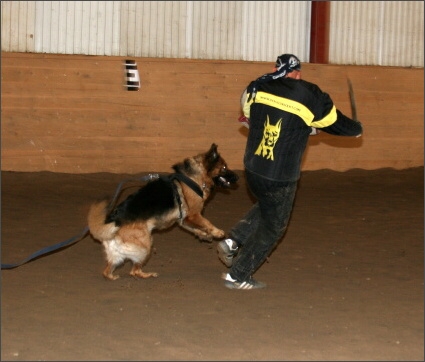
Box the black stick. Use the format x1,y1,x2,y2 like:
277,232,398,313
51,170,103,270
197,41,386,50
347,78,358,121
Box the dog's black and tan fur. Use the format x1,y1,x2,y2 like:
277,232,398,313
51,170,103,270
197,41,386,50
88,144,238,280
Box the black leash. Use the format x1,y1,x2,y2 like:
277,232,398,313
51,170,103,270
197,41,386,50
1,173,160,270
1,227,91,270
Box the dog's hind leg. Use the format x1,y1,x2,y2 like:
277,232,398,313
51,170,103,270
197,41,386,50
130,263,158,279
103,262,120,281
102,239,126,280
118,224,159,279
129,240,158,279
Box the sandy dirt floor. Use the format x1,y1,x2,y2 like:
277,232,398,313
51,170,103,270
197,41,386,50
1,167,423,361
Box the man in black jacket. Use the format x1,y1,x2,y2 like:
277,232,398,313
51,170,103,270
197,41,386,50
217,54,363,290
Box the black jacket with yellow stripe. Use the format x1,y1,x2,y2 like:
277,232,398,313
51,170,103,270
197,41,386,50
242,77,363,182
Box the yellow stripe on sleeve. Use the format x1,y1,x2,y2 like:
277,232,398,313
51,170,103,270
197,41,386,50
310,106,337,128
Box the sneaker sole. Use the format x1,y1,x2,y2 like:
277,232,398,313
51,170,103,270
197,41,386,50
217,243,234,268
224,280,267,290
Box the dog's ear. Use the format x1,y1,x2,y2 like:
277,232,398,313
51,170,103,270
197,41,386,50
204,144,220,172
207,143,219,160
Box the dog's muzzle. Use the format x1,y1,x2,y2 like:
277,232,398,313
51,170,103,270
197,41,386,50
213,170,239,188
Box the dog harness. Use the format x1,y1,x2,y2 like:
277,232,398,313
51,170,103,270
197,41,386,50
161,173,204,220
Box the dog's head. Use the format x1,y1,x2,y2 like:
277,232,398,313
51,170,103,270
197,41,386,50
204,144,239,188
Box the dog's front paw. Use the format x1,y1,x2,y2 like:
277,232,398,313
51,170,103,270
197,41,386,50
189,228,212,241
211,228,225,239
198,233,214,242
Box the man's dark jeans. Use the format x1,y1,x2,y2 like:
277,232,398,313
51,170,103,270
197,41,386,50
228,169,298,282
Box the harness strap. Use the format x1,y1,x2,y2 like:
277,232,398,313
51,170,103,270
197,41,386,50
159,175,183,220
160,173,204,221
169,173,204,198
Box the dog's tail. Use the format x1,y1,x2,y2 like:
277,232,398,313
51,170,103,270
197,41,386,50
87,200,119,242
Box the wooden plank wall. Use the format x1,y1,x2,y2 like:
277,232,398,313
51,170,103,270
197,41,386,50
1,52,423,174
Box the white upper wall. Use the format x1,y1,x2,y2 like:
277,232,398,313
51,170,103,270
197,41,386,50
329,1,424,67
1,1,423,67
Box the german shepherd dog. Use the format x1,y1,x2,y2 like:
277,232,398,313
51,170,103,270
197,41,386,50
87,144,238,280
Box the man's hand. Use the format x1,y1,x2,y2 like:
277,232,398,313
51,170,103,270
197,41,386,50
310,127,320,135
238,115,250,129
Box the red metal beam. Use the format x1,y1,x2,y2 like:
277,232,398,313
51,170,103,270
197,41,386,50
310,1,330,64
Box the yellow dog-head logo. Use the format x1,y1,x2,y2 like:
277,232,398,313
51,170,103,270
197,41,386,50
254,116,282,161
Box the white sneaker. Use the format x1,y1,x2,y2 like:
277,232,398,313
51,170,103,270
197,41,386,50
217,238,238,267
222,273,266,290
